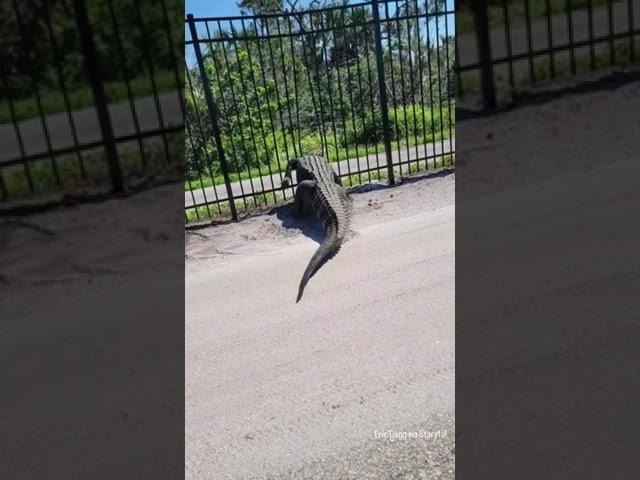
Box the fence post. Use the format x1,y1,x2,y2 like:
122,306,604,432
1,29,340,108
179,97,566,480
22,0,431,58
371,0,395,185
471,0,496,109
72,0,124,193
187,14,238,220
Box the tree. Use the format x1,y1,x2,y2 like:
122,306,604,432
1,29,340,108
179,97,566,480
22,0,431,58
1,0,183,101
185,0,456,180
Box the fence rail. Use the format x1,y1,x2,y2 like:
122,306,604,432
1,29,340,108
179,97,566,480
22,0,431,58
184,0,456,222
457,0,640,108
0,0,184,208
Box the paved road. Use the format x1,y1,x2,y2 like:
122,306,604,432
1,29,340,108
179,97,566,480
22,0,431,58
0,91,182,162
185,197,455,478
458,0,640,72
185,137,455,207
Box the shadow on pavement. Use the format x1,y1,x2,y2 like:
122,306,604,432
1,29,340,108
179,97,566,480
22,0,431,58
276,204,326,245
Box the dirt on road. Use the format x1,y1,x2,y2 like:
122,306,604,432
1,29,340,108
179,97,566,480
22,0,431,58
1,182,185,479
185,171,456,479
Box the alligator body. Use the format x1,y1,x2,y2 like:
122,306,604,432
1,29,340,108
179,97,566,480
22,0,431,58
281,155,351,302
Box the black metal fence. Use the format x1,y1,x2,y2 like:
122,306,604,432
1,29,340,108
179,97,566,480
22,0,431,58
185,0,456,222
457,0,640,107
0,0,184,207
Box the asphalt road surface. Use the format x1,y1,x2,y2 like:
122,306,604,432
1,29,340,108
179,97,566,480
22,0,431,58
0,91,182,162
185,175,455,479
185,138,455,208
458,0,640,69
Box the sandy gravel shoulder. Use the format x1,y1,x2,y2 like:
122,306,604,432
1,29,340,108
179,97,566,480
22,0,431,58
185,169,455,271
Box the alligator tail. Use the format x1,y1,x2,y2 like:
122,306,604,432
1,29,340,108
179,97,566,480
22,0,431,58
296,223,343,303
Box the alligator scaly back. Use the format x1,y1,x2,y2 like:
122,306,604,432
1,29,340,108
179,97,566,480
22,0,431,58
281,155,351,302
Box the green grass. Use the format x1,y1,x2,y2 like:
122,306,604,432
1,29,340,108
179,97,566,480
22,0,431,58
186,128,452,191
457,0,622,33
0,70,180,123
186,152,456,224
185,103,455,191
460,37,640,97
185,190,287,224
343,153,454,186
2,132,183,200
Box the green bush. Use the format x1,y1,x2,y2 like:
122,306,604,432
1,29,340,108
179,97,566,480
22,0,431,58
299,132,324,155
343,102,454,147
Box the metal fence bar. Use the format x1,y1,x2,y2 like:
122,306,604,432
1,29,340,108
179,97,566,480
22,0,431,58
607,0,615,65
588,0,596,69
2,2,183,206
184,113,212,219
630,0,636,62
0,171,6,201
72,0,123,193
254,18,291,199
132,0,172,166
201,22,249,210
1,125,182,168
424,3,438,169
0,63,33,193
349,8,373,183
471,0,496,109
184,1,455,218
185,141,453,208
160,0,186,120
503,0,515,88
296,12,331,164
106,0,148,168
458,29,640,73
458,0,640,110
275,17,300,160
316,12,346,180
545,0,555,79
14,0,61,188
405,4,420,171
215,20,259,207
337,8,364,184
228,21,268,206
372,0,395,185
239,19,280,203
360,4,383,175
284,15,305,159
433,3,446,167
187,14,238,220
524,0,536,84
263,19,295,180
384,1,402,168
443,8,453,167
188,19,378,45
41,0,86,179
395,0,411,178
324,9,356,185
567,0,576,75
416,0,429,172
184,67,214,217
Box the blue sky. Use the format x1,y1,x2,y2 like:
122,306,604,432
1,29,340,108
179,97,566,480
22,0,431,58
186,0,248,18
185,0,455,19
185,0,455,66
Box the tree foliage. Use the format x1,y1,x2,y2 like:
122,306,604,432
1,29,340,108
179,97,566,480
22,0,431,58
186,0,455,181
0,0,183,99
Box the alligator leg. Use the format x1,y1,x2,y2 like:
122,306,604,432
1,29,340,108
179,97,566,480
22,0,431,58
295,180,316,217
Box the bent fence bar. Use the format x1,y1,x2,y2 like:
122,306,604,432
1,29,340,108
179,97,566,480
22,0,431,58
0,0,184,209
184,0,456,222
457,0,640,108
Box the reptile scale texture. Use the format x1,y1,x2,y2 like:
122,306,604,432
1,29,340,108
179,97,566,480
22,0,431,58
281,155,352,302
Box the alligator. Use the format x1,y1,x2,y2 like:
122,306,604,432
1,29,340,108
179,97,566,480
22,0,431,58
281,155,351,302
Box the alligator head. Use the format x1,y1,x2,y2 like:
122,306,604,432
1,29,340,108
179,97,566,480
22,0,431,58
280,158,299,189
